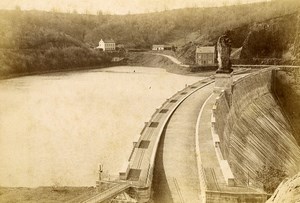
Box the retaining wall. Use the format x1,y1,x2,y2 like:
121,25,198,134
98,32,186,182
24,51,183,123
213,68,300,188
206,191,268,203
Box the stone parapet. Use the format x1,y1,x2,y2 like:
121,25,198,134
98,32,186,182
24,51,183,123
214,73,233,93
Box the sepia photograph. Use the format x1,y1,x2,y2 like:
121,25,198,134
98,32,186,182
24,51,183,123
0,0,299,202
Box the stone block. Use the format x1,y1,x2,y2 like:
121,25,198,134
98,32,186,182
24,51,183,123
214,73,233,93
119,162,130,180
220,160,235,186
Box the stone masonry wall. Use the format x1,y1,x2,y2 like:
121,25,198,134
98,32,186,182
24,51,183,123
214,68,300,187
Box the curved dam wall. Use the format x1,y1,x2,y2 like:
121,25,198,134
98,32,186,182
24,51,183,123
214,68,300,186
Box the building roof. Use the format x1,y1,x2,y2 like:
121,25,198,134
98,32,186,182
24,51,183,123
101,39,115,43
196,46,215,54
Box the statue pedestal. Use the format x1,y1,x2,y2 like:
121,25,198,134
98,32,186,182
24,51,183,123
214,73,233,93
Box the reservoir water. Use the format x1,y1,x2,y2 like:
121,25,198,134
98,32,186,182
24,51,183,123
0,66,203,187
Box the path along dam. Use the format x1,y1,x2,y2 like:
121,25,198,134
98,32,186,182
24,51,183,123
81,67,300,203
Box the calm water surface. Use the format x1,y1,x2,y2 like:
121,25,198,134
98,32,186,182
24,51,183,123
0,66,203,187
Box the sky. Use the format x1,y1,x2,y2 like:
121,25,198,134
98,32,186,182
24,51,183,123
0,0,269,14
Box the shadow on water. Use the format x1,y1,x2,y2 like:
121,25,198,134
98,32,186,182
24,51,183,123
151,119,173,203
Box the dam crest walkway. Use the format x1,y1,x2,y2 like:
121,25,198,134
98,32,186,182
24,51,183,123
82,68,272,203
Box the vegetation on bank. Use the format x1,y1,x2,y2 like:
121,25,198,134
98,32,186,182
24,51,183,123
256,165,287,194
0,48,114,78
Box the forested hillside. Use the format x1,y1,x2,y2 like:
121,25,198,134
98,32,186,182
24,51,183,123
0,9,114,78
1,0,299,48
174,0,300,64
0,0,299,77
239,12,299,61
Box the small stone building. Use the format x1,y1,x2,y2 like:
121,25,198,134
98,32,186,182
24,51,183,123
195,46,216,65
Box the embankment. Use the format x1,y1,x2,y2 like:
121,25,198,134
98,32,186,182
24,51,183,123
127,52,215,76
214,68,300,189
0,48,123,80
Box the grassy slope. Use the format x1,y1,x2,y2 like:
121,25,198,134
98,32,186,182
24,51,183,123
127,52,215,77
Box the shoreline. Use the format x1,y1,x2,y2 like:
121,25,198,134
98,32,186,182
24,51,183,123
127,52,216,77
0,62,214,81
0,63,121,80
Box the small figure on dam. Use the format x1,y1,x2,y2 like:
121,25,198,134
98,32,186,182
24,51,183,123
216,30,233,74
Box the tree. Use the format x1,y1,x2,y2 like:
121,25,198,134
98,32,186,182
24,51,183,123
256,165,287,194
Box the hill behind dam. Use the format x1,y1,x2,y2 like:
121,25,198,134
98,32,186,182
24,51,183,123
177,11,300,65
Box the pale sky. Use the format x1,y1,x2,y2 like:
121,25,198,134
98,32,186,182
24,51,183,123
0,0,268,14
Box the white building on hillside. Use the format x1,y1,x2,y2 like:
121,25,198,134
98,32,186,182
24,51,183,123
96,39,116,51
